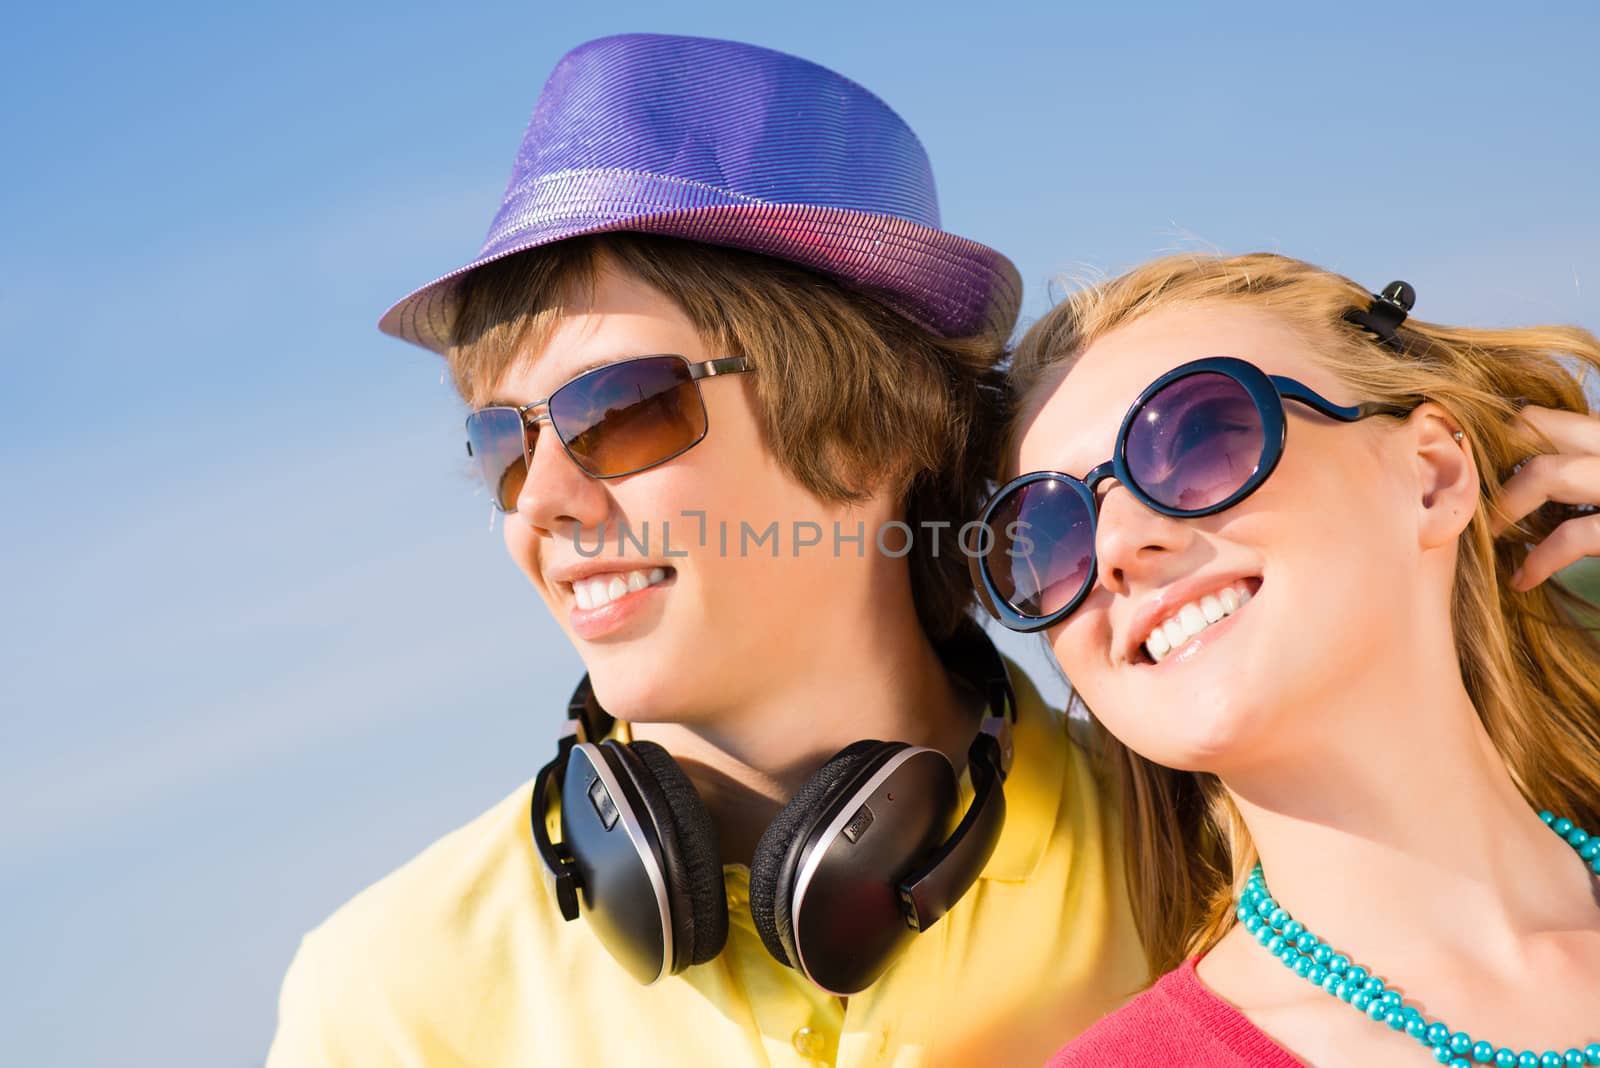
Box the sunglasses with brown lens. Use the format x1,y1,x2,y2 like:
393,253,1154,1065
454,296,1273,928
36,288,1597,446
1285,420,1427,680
465,354,755,512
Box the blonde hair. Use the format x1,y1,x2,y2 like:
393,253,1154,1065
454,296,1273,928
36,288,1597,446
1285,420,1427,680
449,232,1009,642
1009,252,1600,979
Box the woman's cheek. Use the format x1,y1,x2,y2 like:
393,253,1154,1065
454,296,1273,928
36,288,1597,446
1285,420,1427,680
1048,612,1113,697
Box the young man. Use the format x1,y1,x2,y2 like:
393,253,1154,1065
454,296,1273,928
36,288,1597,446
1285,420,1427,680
267,33,1145,1067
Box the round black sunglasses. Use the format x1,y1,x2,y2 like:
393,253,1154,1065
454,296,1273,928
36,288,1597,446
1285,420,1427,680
972,356,1410,632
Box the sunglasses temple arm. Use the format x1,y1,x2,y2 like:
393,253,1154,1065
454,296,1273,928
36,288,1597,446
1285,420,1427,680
688,355,753,379
1273,377,1388,423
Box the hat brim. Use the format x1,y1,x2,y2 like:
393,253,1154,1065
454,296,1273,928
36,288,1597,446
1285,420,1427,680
377,202,1021,354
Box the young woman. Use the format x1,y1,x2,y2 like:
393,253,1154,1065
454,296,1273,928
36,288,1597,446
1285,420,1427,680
971,253,1600,1067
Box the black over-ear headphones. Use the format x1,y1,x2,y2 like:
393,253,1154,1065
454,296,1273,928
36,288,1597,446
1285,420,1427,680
530,622,1016,996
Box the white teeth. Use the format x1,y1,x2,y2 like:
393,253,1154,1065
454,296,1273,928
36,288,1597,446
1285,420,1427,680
1179,603,1206,639
1141,582,1256,663
570,567,671,611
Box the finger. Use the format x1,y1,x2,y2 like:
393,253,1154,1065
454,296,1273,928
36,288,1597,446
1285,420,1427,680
1512,405,1600,456
1511,512,1600,591
1489,453,1600,537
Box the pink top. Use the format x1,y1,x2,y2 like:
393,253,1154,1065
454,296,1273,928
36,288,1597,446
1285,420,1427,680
1045,956,1306,1067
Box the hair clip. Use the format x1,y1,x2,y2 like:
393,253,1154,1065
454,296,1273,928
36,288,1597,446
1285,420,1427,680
1343,280,1416,352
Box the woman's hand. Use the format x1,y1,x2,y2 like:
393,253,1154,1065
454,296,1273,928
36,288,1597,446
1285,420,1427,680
1488,405,1600,591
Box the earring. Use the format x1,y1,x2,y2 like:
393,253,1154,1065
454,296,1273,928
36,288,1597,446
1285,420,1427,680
1452,430,1465,442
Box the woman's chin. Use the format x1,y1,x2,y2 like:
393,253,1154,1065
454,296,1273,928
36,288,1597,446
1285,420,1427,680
1099,686,1275,775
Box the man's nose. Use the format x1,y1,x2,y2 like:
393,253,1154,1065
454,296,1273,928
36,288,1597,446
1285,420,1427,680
513,423,611,538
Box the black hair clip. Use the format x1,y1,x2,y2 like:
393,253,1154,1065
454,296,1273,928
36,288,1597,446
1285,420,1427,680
1343,280,1416,352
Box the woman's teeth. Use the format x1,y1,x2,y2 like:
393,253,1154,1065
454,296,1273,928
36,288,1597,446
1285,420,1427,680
1142,582,1253,663
573,567,669,611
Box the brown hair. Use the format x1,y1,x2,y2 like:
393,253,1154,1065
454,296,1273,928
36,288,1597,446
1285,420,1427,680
1008,252,1600,979
448,232,1009,641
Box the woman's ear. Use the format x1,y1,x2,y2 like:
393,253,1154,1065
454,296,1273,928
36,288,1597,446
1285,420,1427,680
1408,403,1479,550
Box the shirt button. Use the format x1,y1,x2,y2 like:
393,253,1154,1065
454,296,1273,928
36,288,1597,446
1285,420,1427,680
792,1026,828,1058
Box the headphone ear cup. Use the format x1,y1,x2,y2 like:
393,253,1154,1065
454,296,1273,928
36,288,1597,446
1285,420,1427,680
749,740,900,967
621,740,729,968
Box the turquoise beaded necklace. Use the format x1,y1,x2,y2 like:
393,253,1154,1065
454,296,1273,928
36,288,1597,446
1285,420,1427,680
1235,811,1600,1068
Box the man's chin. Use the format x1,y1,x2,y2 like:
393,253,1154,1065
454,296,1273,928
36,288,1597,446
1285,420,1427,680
579,653,690,724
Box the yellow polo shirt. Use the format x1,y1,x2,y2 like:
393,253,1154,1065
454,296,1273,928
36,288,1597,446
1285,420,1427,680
265,663,1147,1067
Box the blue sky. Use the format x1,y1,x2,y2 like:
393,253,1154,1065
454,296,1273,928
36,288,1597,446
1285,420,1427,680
3,3,1596,1065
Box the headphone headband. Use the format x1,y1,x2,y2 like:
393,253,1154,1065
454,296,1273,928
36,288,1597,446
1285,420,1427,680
565,675,614,745
531,756,581,921
896,725,1006,931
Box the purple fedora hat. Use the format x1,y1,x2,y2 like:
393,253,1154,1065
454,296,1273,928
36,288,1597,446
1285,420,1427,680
378,33,1022,353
